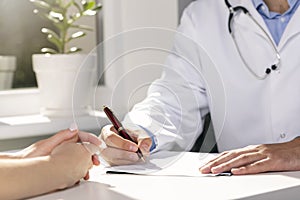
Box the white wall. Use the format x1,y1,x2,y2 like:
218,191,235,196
102,0,178,114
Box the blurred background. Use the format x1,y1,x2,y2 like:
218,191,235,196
0,0,194,90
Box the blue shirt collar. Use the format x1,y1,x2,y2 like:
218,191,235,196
252,0,297,9
252,0,299,18
252,0,264,9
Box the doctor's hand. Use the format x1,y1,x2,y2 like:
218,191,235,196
100,124,152,166
199,137,300,175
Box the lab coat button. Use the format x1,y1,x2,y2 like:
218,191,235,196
280,133,286,139
265,68,271,74
271,64,277,70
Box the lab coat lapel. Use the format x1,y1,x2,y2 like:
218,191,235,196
278,6,300,50
232,0,276,45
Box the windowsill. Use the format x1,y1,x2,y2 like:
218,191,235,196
0,86,113,139
0,111,109,140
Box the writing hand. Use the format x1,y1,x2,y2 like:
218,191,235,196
100,124,152,166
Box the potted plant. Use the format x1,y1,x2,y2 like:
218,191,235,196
30,0,102,117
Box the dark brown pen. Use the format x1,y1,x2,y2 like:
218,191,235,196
103,105,145,162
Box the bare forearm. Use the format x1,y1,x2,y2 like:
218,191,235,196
0,157,69,200
0,153,19,159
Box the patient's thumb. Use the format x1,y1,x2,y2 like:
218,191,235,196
81,143,101,155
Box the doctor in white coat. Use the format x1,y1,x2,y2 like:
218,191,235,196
100,0,300,175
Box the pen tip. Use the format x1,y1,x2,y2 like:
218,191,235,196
140,157,146,163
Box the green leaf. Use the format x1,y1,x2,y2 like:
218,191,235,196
93,4,102,11
43,13,60,23
50,6,65,13
41,47,58,54
81,1,87,8
82,1,95,11
73,1,82,13
65,0,74,9
83,9,97,16
70,24,93,31
33,10,60,24
49,11,64,21
67,47,82,54
33,9,39,14
41,28,59,39
53,22,68,32
47,34,63,52
31,0,101,55
70,31,86,39
55,0,62,5
30,0,51,10
68,13,81,24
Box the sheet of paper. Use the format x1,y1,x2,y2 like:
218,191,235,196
105,151,221,177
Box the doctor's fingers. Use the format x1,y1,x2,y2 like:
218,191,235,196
137,138,152,156
231,157,272,175
101,125,138,152
209,152,267,174
101,147,139,166
199,147,259,173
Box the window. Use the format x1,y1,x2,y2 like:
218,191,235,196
0,0,101,90
0,0,103,118
0,0,179,141
0,0,55,89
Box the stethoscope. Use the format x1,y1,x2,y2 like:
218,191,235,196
224,0,281,80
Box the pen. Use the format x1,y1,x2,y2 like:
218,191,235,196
215,172,232,176
103,105,145,162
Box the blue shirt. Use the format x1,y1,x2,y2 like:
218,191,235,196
252,0,300,45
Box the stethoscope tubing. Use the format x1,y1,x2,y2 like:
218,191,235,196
224,0,281,80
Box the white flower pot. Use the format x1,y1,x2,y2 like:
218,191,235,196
0,56,16,90
32,54,97,117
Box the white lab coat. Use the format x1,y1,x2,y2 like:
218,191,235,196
123,0,300,152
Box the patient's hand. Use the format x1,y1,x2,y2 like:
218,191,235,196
16,129,102,160
100,124,152,166
15,129,77,158
49,141,99,188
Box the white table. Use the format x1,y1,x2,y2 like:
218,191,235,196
29,155,300,200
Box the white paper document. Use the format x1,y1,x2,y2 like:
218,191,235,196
105,151,224,177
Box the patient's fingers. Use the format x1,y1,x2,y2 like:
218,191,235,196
78,131,102,146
